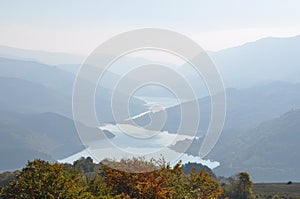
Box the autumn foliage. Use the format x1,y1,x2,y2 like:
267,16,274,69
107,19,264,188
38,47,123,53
0,157,223,199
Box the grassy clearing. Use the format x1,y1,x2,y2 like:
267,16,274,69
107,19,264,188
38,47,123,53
253,182,300,198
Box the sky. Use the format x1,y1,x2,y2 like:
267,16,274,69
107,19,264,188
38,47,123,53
1,0,300,55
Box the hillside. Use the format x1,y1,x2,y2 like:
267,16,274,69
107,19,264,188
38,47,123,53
173,109,300,182
0,77,70,116
0,57,75,96
133,81,300,135
0,45,84,65
0,57,148,122
212,109,300,182
0,111,114,171
211,35,300,88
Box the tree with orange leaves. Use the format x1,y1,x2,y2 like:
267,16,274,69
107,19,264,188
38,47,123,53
101,157,223,199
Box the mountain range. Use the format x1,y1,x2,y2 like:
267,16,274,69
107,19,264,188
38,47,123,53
132,81,300,135
211,35,300,88
0,56,148,122
0,45,84,65
0,35,299,181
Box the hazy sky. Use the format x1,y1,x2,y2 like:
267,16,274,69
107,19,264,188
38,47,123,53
1,0,300,55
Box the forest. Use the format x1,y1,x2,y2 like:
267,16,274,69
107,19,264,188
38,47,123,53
0,157,256,199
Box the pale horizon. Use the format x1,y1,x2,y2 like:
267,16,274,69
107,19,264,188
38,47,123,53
1,0,300,55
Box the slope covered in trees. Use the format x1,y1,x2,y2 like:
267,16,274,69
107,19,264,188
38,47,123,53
172,109,300,182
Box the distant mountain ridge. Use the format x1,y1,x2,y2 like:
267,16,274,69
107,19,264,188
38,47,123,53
0,57,148,122
1,35,300,98
0,57,75,96
2,34,300,90
210,35,300,88
132,81,300,135
0,45,84,65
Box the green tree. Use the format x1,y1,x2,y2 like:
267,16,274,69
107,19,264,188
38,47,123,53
161,161,188,198
85,174,113,198
73,157,97,173
0,159,93,199
185,168,223,199
237,172,253,199
222,172,253,199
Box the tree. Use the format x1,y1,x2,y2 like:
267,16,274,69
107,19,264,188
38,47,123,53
100,157,223,199
0,157,224,198
161,161,188,198
0,171,18,187
185,168,223,199
222,172,253,199
0,159,93,199
73,157,97,173
101,157,168,198
85,175,113,199
236,172,253,199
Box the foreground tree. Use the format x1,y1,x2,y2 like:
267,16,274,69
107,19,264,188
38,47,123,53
85,174,113,198
186,168,223,199
102,157,223,199
1,159,92,199
102,157,168,198
162,162,188,198
0,157,224,198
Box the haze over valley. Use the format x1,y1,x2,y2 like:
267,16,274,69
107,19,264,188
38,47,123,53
0,35,300,183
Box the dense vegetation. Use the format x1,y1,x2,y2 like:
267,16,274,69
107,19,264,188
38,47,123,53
0,157,258,199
